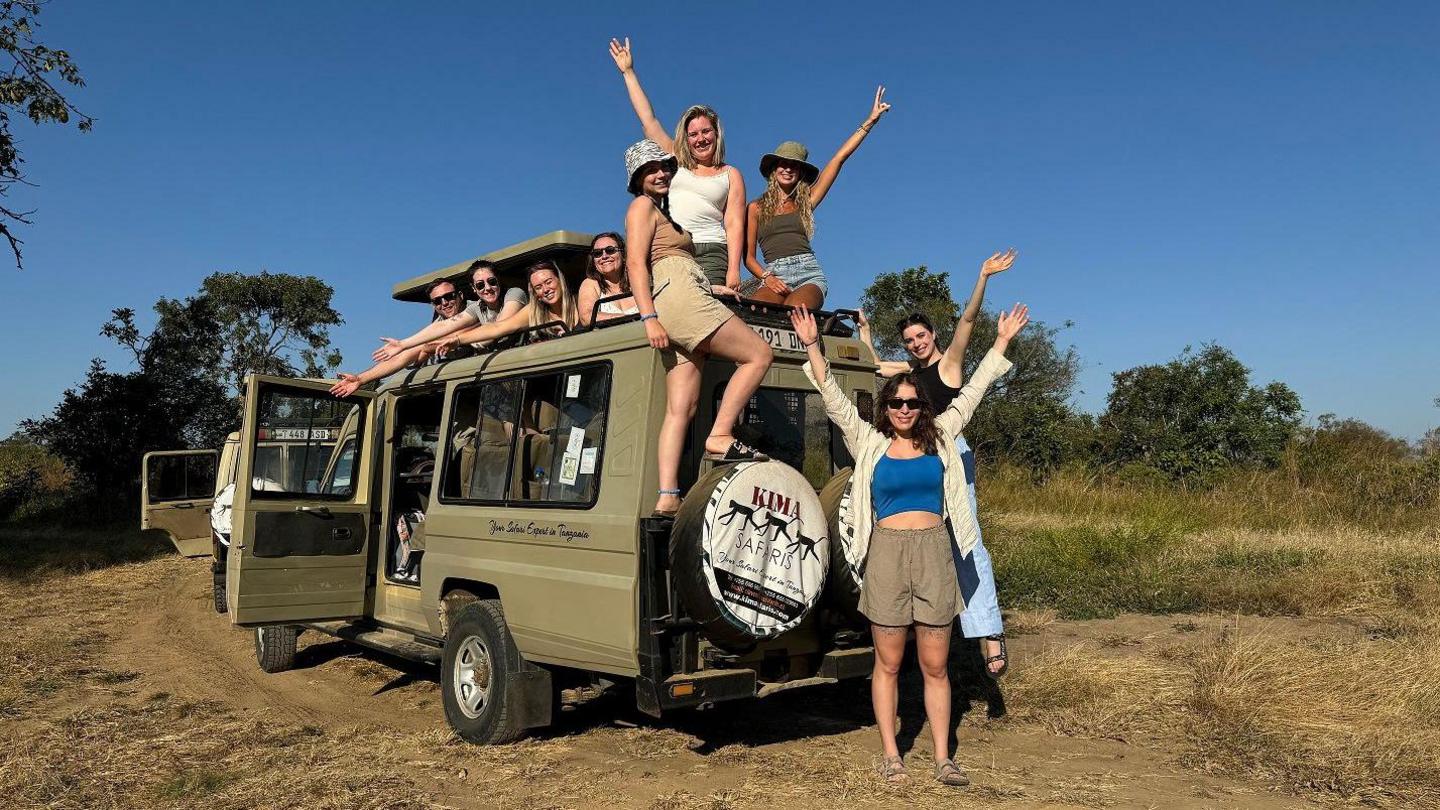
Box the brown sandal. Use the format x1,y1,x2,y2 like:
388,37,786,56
934,759,970,786
878,755,908,783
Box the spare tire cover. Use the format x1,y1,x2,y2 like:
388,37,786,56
670,461,829,651
818,468,866,622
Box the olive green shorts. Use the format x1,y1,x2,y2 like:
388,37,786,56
859,525,960,626
691,242,730,287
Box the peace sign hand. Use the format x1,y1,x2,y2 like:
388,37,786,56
868,85,892,123
981,248,1018,277
608,37,634,73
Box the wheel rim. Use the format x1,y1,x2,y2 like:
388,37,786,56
453,635,492,719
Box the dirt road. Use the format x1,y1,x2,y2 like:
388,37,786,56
0,553,1325,809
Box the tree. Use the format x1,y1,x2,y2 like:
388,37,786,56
860,265,1087,472
0,2,92,266
1099,344,1302,484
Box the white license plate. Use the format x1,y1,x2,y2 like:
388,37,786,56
749,323,805,352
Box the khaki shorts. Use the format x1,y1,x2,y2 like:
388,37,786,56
692,242,730,287
652,254,733,362
859,525,960,626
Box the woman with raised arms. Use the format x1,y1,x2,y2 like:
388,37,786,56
609,37,745,290
622,139,772,516
742,86,891,309
791,300,1028,786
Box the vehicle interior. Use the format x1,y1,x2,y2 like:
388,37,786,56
387,389,445,584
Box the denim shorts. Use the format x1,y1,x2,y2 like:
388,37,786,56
741,252,828,298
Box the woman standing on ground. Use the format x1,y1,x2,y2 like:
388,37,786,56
742,87,891,309
857,249,1018,677
622,139,773,516
609,38,745,290
577,232,638,326
792,301,1028,786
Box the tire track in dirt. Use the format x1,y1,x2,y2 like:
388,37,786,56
109,557,442,731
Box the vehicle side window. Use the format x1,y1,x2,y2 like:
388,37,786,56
147,454,216,502
443,364,610,507
252,389,364,500
322,438,358,495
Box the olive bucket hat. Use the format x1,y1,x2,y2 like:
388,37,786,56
624,139,678,195
759,141,819,185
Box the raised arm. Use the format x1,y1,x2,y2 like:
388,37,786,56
444,303,536,348
935,303,1028,438
810,85,891,209
856,309,912,378
936,249,1016,388
608,38,674,152
372,309,479,362
330,345,431,397
722,165,746,288
791,305,877,448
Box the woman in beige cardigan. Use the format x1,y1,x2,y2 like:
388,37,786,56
791,302,1028,787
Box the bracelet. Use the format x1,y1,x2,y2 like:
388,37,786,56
859,121,874,132
801,338,818,348
640,313,658,322
761,270,774,280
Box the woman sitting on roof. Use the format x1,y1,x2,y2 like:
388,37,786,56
577,231,638,326
329,260,579,398
623,139,773,516
742,86,891,309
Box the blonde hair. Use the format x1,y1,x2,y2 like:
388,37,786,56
526,261,579,331
672,105,725,170
757,175,815,239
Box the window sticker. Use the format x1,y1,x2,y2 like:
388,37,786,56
566,425,586,456
565,374,582,399
558,451,580,486
579,446,598,475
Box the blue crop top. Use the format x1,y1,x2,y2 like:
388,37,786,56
872,453,944,520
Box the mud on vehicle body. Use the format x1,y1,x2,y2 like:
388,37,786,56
223,231,881,743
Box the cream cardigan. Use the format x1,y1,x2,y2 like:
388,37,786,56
803,348,1014,569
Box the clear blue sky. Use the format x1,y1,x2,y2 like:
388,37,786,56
3,1,1437,440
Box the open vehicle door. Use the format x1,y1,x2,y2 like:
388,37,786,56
140,449,219,557
227,375,377,625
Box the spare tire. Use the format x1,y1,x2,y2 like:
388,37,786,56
818,468,866,624
670,461,830,652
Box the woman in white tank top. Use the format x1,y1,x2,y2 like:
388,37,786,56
609,37,746,289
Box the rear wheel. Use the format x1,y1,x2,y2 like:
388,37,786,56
255,625,299,673
211,534,228,614
441,600,526,745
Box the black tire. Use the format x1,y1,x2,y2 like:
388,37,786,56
440,600,526,745
211,534,228,615
819,468,866,625
255,625,299,673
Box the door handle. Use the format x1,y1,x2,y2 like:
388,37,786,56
333,527,353,543
295,505,332,517
173,502,195,509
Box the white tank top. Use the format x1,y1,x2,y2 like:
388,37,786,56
667,167,729,245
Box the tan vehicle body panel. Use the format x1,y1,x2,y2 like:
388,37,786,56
140,449,218,557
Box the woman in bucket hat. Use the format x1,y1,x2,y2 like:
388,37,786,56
621,139,774,516
743,86,892,309
609,38,746,290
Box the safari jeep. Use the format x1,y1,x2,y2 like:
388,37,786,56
226,231,881,743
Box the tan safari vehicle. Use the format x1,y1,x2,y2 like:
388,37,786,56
225,231,882,744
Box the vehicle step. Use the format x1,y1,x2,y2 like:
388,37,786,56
304,621,442,664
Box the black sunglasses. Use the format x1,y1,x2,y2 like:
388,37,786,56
472,277,500,289
885,397,926,412
429,291,461,305
590,246,621,258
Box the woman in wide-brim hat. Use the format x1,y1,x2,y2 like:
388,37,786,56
609,37,746,291
743,86,892,309
621,139,774,516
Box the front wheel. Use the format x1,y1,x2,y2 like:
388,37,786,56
441,600,526,745
254,625,299,673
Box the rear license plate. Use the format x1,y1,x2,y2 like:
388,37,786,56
749,324,805,352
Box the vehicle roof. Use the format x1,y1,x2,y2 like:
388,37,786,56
391,230,595,303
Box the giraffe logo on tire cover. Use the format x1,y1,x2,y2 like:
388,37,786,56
701,461,829,637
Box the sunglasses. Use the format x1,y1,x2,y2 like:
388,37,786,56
885,397,926,412
472,277,500,290
429,292,461,306
590,246,621,258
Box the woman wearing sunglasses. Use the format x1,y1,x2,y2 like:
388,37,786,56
742,86,891,309
791,301,1029,787
329,261,578,398
609,37,745,290
577,232,638,326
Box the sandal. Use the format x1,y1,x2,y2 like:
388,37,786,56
878,754,908,783
934,759,970,786
984,634,1009,680
653,489,682,518
703,440,768,462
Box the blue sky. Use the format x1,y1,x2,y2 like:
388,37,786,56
3,1,1437,439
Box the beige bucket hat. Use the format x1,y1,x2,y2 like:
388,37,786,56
759,141,819,184
625,139,677,195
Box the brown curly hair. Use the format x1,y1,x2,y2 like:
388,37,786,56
873,373,941,455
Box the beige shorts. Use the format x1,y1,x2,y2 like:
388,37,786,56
859,524,960,626
652,254,734,363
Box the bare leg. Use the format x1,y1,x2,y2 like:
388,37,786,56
655,357,701,513
782,283,825,310
747,286,785,304
696,317,772,455
915,622,954,763
870,623,907,759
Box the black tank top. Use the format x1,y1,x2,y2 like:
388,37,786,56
913,362,959,412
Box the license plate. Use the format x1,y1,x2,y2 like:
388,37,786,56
749,324,805,352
